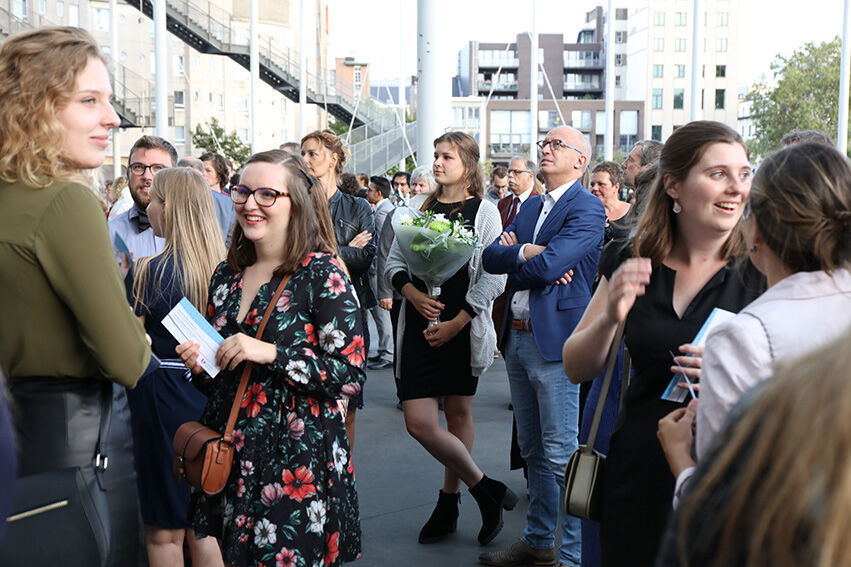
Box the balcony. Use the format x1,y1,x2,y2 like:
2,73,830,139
564,78,602,92
563,54,603,69
478,54,519,69
478,80,518,92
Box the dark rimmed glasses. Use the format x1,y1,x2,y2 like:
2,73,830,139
129,162,168,175
231,185,289,207
536,138,583,155
507,168,532,176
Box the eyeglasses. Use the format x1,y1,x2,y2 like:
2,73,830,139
536,139,583,155
129,162,168,175
231,185,289,207
507,169,531,176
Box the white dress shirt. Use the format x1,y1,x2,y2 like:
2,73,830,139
510,181,573,320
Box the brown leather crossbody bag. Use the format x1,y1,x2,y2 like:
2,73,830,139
173,274,291,495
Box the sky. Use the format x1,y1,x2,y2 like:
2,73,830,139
325,0,846,89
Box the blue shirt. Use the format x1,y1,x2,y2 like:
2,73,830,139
210,189,236,246
108,204,164,262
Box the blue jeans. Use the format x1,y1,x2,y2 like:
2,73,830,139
505,327,581,566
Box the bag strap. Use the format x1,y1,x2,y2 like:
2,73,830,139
618,347,631,416
580,321,626,455
93,380,113,489
222,273,292,443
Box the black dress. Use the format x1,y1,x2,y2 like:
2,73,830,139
393,198,481,400
124,256,208,528
596,243,763,567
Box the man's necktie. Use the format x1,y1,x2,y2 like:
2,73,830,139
506,196,520,225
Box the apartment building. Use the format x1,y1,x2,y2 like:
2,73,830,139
452,7,644,163
622,0,740,141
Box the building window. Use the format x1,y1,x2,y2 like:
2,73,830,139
38,0,45,14
174,90,185,108
238,96,249,113
717,38,728,52
174,55,185,76
654,11,665,26
615,54,624,66
193,55,200,69
615,75,622,87
208,92,213,103
673,88,684,109
12,0,28,20
718,12,728,26
174,125,185,143
281,98,288,114
353,66,362,90
237,128,249,143
619,110,639,152
94,7,109,30
654,38,664,52
716,64,726,77
676,64,685,78
120,51,127,62
194,91,199,103
56,1,64,18
538,70,544,87
68,4,78,25
675,38,686,52
715,89,725,109
218,94,224,110
676,12,687,26
571,110,592,130
489,110,531,155
615,31,626,43
651,125,662,141
653,64,663,78
652,88,663,109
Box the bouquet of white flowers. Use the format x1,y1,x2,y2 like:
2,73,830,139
391,206,479,325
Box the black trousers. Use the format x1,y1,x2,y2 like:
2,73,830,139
9,377,144,566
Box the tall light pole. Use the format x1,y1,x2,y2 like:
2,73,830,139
154,0,168,137
838,0,850,154
398,0,407,171
298,0,308,138
249,0,259,152
109,0,120,179
416,0,452,167
689,0,703,122
603,0,614,160
529,0,538,162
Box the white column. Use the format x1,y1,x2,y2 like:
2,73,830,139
298,0,308,138
249,0,259,152
109,0,120,178
416,0,452,165
689,0,703,122
154,0,168,137
398,0,407,171
528,0,538,162
838,0,851,154
604,0,614,160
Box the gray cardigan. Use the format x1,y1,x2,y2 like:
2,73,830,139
385,194,506,376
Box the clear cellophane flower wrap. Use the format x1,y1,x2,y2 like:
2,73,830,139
391,206,479,325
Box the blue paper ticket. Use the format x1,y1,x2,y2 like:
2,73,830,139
162,297,225,377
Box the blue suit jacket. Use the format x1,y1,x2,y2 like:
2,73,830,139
482,179,605,362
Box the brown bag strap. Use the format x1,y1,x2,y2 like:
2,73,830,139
223,272,292,442
580,320,626,455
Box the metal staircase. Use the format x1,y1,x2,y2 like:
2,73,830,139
0,5,162,128
120,0,417,172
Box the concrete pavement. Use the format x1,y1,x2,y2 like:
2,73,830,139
352,347,532,566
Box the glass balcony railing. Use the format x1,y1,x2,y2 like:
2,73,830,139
478,80,518,91
563,54,602,68
564,79,602,90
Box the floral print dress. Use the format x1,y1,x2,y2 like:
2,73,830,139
190,252,366,567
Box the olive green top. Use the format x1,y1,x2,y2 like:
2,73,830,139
0,178,150,387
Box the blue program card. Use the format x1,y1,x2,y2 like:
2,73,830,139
661,307,736,402
113,233,132,266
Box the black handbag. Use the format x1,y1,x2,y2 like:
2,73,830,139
564,321,630,522
1,381,113,566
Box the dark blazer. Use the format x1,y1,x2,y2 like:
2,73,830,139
482,179,605,362
496,189,539,228
375,209,401,301
329,189,377,309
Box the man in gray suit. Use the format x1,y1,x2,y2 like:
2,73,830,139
366,176,396,369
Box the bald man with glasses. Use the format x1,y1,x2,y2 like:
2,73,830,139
481,127,605,567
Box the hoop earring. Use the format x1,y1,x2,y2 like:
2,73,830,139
672,201,682,214
749,245,757,253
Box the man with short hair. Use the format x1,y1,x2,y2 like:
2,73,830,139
177,156,236,246
781,129,833,146
481,126,605,567
366,176,395,369
279,141,301,154
622,139,662,189
484,166,509,206
109,135,177,261
356,173,370,199
391,170,411,204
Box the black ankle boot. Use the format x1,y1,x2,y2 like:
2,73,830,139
418,490,460,544
469,475,519,546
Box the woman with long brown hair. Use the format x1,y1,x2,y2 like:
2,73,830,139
562,121,764,565
386,132,515,547
177,151,365,566
0,27,151,565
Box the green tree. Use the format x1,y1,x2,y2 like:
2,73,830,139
192,117,251,167
748,37,845,158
